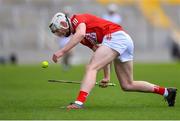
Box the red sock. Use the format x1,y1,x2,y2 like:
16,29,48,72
76,90,88,103
153,86,165,95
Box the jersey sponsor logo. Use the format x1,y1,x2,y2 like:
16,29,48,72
72,18,78,26
85,32,98,45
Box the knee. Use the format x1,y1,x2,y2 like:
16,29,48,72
120,81,133,91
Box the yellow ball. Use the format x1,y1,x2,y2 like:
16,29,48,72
41,61,49,68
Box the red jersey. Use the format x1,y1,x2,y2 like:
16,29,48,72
70,14,123,49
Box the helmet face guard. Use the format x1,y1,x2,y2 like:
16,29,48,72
49,23,58,33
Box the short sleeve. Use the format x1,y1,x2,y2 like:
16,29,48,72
71,15,86,30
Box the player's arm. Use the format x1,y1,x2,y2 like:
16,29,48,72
103,64,110,81
98,63,111,88
52,23,86,63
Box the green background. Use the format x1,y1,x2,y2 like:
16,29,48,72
0,63,179,119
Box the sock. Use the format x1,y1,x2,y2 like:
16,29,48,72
153,85,166,96
75,90,88,105
163,88,168,97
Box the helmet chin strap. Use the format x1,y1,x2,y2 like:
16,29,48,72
65,15,71,37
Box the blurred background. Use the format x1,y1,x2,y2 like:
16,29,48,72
0,0,180,65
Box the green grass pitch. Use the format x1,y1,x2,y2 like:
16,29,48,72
0,63,180,119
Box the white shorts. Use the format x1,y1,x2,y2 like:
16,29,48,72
102,31,134,62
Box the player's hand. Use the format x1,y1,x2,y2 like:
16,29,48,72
52,51,64,63
52,54,58,63
99,78,109,88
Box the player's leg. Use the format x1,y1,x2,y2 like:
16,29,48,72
114,60,177,106
80,46,118,92
114,60,157,92
67,45,119,109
